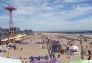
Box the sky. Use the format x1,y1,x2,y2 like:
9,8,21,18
0,0,92,31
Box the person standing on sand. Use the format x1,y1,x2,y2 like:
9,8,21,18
20,47,23,51
66,46,69,55
60,48,64,54
14,46,16,50
90,42,92,48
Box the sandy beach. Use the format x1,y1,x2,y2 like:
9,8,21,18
0,32,92,63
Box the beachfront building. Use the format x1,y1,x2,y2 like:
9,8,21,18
0,27,20,38
24,29,33,35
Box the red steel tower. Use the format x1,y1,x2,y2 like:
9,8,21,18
5,6,16,38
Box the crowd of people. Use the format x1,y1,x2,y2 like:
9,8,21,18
0,33,92,63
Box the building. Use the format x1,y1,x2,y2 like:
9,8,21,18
24,29,33,35
0,27,20,38
0,27,33,38
11,27,20,34
2,28,9,38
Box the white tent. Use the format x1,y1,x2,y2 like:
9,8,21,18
70,46,79,51
0,57,21,63
69,46,80,55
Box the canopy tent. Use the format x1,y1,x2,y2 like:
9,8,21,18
15,34,26,38
70,46,79,51
1,37,15,42
1,38,8,42
1,34,26,42
69,46,80,55
0,57,21,63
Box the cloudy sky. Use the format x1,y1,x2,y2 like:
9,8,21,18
0,0,92,31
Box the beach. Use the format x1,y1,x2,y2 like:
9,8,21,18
0,32,92,63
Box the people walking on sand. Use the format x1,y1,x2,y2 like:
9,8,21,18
66,46,69,55
88,50,91,55
87,50,92,60
20,47,23,51
90,42,92,48
83,49,87,55
60,48,64,54
16,46,18,50
14,46,16,50
58,53,60,58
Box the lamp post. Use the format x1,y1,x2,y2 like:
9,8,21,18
79,35,84,60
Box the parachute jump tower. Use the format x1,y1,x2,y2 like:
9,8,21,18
5,6,16,42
